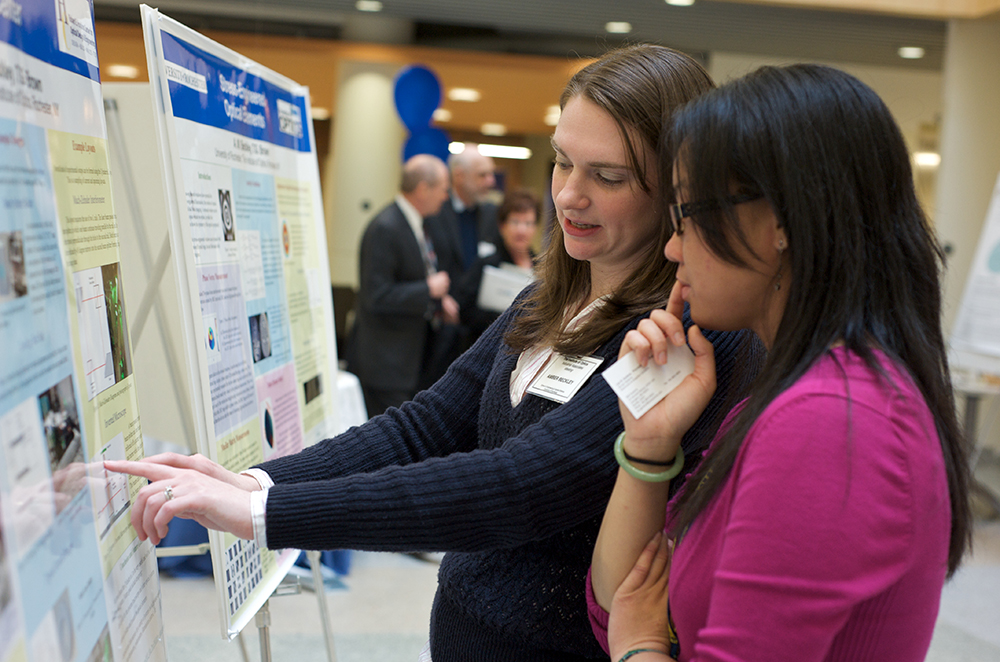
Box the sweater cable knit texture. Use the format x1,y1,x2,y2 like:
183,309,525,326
257,293,762,660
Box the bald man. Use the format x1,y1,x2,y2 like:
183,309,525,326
347,154,462,416
429,143,501,272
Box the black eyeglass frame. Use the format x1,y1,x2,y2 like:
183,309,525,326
668,192,764,235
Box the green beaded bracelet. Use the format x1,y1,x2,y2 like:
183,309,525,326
618,648,669,662
614,431,684,483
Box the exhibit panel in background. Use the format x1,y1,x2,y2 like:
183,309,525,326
0,3,166,662
950,172,1000,387
140,5,339,639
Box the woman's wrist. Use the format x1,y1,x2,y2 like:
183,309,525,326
614,433,684,483
620,429,682,465
615,647,671,662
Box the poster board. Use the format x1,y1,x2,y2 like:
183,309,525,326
949,172,1000,395
103,82,195,454
139,5,340,639
0,2,166,662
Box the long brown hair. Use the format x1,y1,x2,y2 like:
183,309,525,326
505,44,714,354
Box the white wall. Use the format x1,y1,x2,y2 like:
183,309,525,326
325,61,407,288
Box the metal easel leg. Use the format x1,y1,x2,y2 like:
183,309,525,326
307,550,339,662
236,630,251,662
256,600,272,662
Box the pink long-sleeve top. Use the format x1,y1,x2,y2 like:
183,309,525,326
588,349,951,661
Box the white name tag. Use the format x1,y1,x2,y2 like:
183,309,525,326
602,343,695,419
526,354,604,404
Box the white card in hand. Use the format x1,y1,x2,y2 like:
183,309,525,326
602,342,695,419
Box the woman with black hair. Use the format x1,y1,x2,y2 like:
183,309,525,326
588,64,971,662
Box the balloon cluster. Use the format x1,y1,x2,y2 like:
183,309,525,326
393,65,451,164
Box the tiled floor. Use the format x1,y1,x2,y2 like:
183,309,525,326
157,448,1000,662
159,551,439,662
158,520,1000,662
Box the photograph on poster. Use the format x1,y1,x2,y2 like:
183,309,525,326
101,263,132,385
303,374,322,405
40,376,83,476
0,231,28,303
39,375,87,516
219,188,235,242
248,311,271,363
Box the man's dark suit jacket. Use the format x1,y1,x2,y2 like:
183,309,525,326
348,201,461,393
425,197,500,272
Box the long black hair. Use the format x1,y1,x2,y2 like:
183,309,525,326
666,64,970,576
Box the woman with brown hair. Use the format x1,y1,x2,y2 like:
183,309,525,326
109,44,762,661
453,188,540,343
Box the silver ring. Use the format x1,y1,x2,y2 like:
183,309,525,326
164,485,175,501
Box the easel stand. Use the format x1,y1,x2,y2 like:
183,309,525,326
963,391,1000,517
154,546,338,662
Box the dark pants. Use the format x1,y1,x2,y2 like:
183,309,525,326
429,589,601,662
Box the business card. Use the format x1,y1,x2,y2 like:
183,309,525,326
602,343,695,418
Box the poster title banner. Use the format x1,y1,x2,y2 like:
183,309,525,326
160,31,311,153
1,0,100,81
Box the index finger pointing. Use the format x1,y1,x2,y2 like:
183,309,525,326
104,459,179,482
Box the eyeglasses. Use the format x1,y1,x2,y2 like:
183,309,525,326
668,192,764,236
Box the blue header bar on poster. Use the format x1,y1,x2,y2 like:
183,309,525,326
160,31,311,153
1,0,100,81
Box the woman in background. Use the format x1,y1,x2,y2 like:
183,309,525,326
588,64,971,662
109,45,763,662
454,188,540,344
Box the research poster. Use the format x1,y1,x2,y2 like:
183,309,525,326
0,3,166,662
141,6,339,638
952,172,1000,363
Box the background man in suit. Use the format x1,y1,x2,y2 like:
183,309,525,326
348,154,460,416
430,143,500,272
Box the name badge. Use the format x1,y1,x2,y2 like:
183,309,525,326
526,354,604,404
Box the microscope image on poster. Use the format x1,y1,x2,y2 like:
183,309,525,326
219,189,236,242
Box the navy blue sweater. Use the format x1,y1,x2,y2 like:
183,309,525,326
258,299,762,659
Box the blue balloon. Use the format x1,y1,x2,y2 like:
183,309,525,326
403,126,451,164
394,65,442,131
